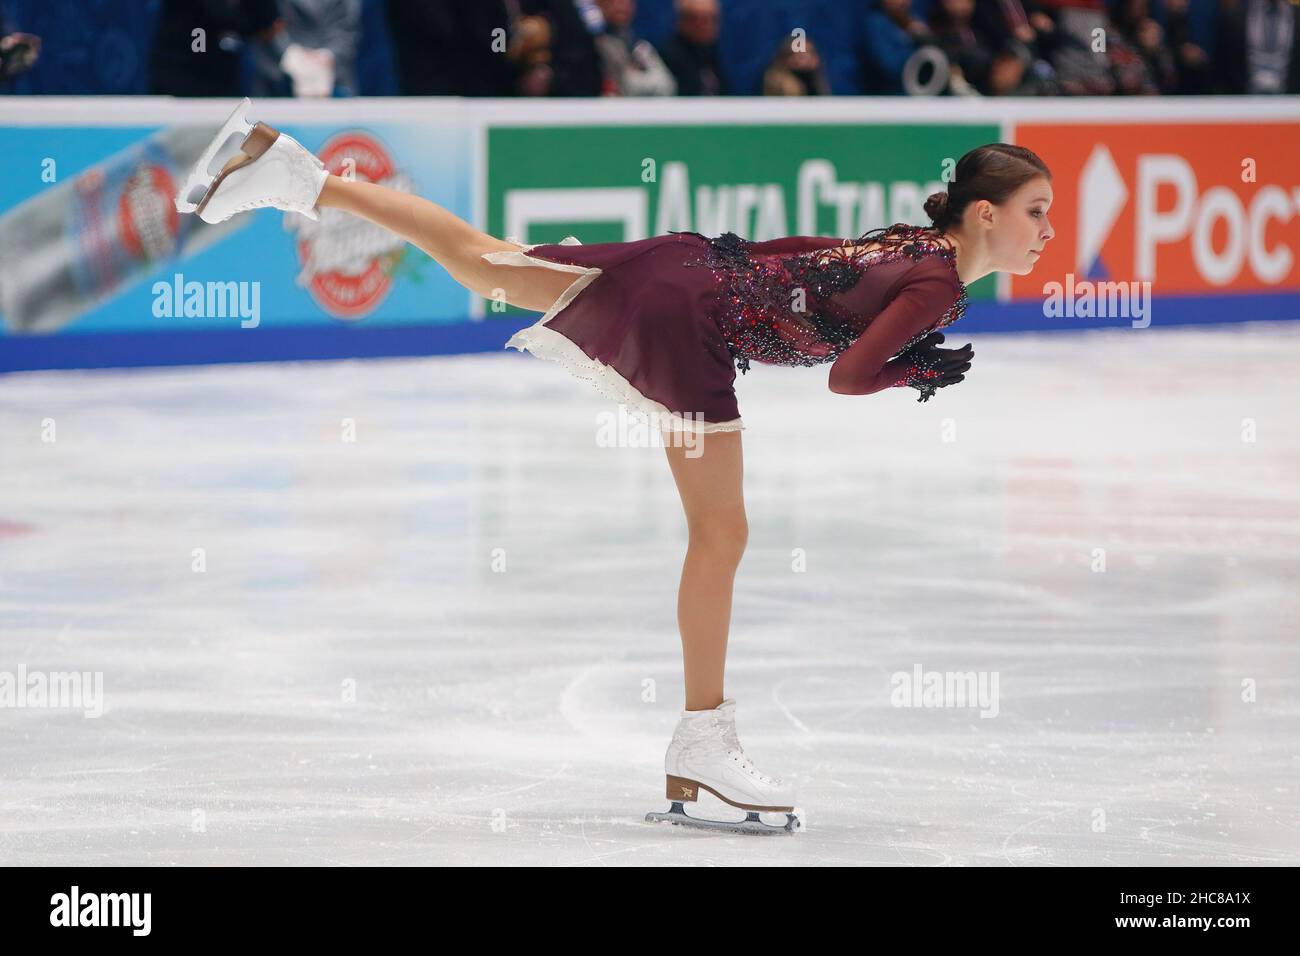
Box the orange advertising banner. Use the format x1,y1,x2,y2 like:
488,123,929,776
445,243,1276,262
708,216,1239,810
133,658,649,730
1012,122,1300,300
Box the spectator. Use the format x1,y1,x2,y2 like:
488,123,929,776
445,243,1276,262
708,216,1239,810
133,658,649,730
1111,0,1177,94
531,0,604,95
149,0,282,96
288,0,360,95
657,0,730,96
972,0,1040,54
594,0,677,95
763,32,832,95
929,0,995,94
247,0,360,98
969,0,1063,92
1215,0,1300,94
386,0,601,97
1029,0,1116,94
859,0,933,95
1160,0,1213,94
1012,3,1071,69
0,1,39,85
385,0,520,95
506,12,560,95
0,31,38,84
984,44,1063,93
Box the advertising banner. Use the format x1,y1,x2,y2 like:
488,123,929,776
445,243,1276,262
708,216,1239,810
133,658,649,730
0,110,480,371
3,98,1297,371
1009,120,1300,330
482,121,1001,320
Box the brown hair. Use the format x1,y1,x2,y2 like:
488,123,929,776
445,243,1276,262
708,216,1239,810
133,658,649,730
924,144,1051,232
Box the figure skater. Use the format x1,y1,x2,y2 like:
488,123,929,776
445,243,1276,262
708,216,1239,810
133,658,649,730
177,99,1054,835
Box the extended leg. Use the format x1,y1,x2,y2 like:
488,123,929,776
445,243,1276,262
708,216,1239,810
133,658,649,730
316,176,576,313
661,430,747,712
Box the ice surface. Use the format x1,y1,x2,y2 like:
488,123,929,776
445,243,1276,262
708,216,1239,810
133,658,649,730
1,321,1297,866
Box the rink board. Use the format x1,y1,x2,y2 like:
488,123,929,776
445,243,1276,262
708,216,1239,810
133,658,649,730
0,98,1297,372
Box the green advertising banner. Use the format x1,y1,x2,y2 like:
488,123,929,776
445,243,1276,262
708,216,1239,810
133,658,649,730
486,122,1000,316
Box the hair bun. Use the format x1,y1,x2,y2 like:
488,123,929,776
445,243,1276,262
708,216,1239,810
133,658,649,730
924,191,950,227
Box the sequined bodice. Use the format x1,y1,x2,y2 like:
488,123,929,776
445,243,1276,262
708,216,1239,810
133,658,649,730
673,224,969,374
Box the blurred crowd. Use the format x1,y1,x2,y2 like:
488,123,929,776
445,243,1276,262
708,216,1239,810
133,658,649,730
397,0,1299,97
2,0,1297,96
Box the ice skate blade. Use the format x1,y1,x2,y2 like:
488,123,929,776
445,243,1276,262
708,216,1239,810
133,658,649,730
175,98,253,215
645,801,803,836
175,97,281,222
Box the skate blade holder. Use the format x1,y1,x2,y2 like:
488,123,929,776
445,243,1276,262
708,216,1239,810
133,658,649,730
645,801,804,836
174,97,279,216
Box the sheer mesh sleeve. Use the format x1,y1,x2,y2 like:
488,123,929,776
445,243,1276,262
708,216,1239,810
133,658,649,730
826,256,962,396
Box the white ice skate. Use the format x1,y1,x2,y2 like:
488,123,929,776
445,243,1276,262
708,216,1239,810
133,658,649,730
174,97,328,225
645,698,803,835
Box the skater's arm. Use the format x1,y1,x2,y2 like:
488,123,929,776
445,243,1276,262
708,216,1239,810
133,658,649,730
827,264,960,396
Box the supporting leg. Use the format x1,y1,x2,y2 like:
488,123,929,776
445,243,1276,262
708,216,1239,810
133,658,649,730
661,429,747,712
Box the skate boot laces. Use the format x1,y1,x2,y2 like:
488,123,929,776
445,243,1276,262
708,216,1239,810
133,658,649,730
685,709,781,787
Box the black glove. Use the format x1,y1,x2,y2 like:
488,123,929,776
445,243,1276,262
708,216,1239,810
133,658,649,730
896,331,973,402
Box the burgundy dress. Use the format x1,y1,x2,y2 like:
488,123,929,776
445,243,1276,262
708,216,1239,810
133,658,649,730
486,223,969,432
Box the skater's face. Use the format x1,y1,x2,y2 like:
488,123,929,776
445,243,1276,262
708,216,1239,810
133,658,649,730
984,177,1054,276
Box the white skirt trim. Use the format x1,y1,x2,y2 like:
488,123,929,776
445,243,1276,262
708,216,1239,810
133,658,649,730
485,236,745,434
